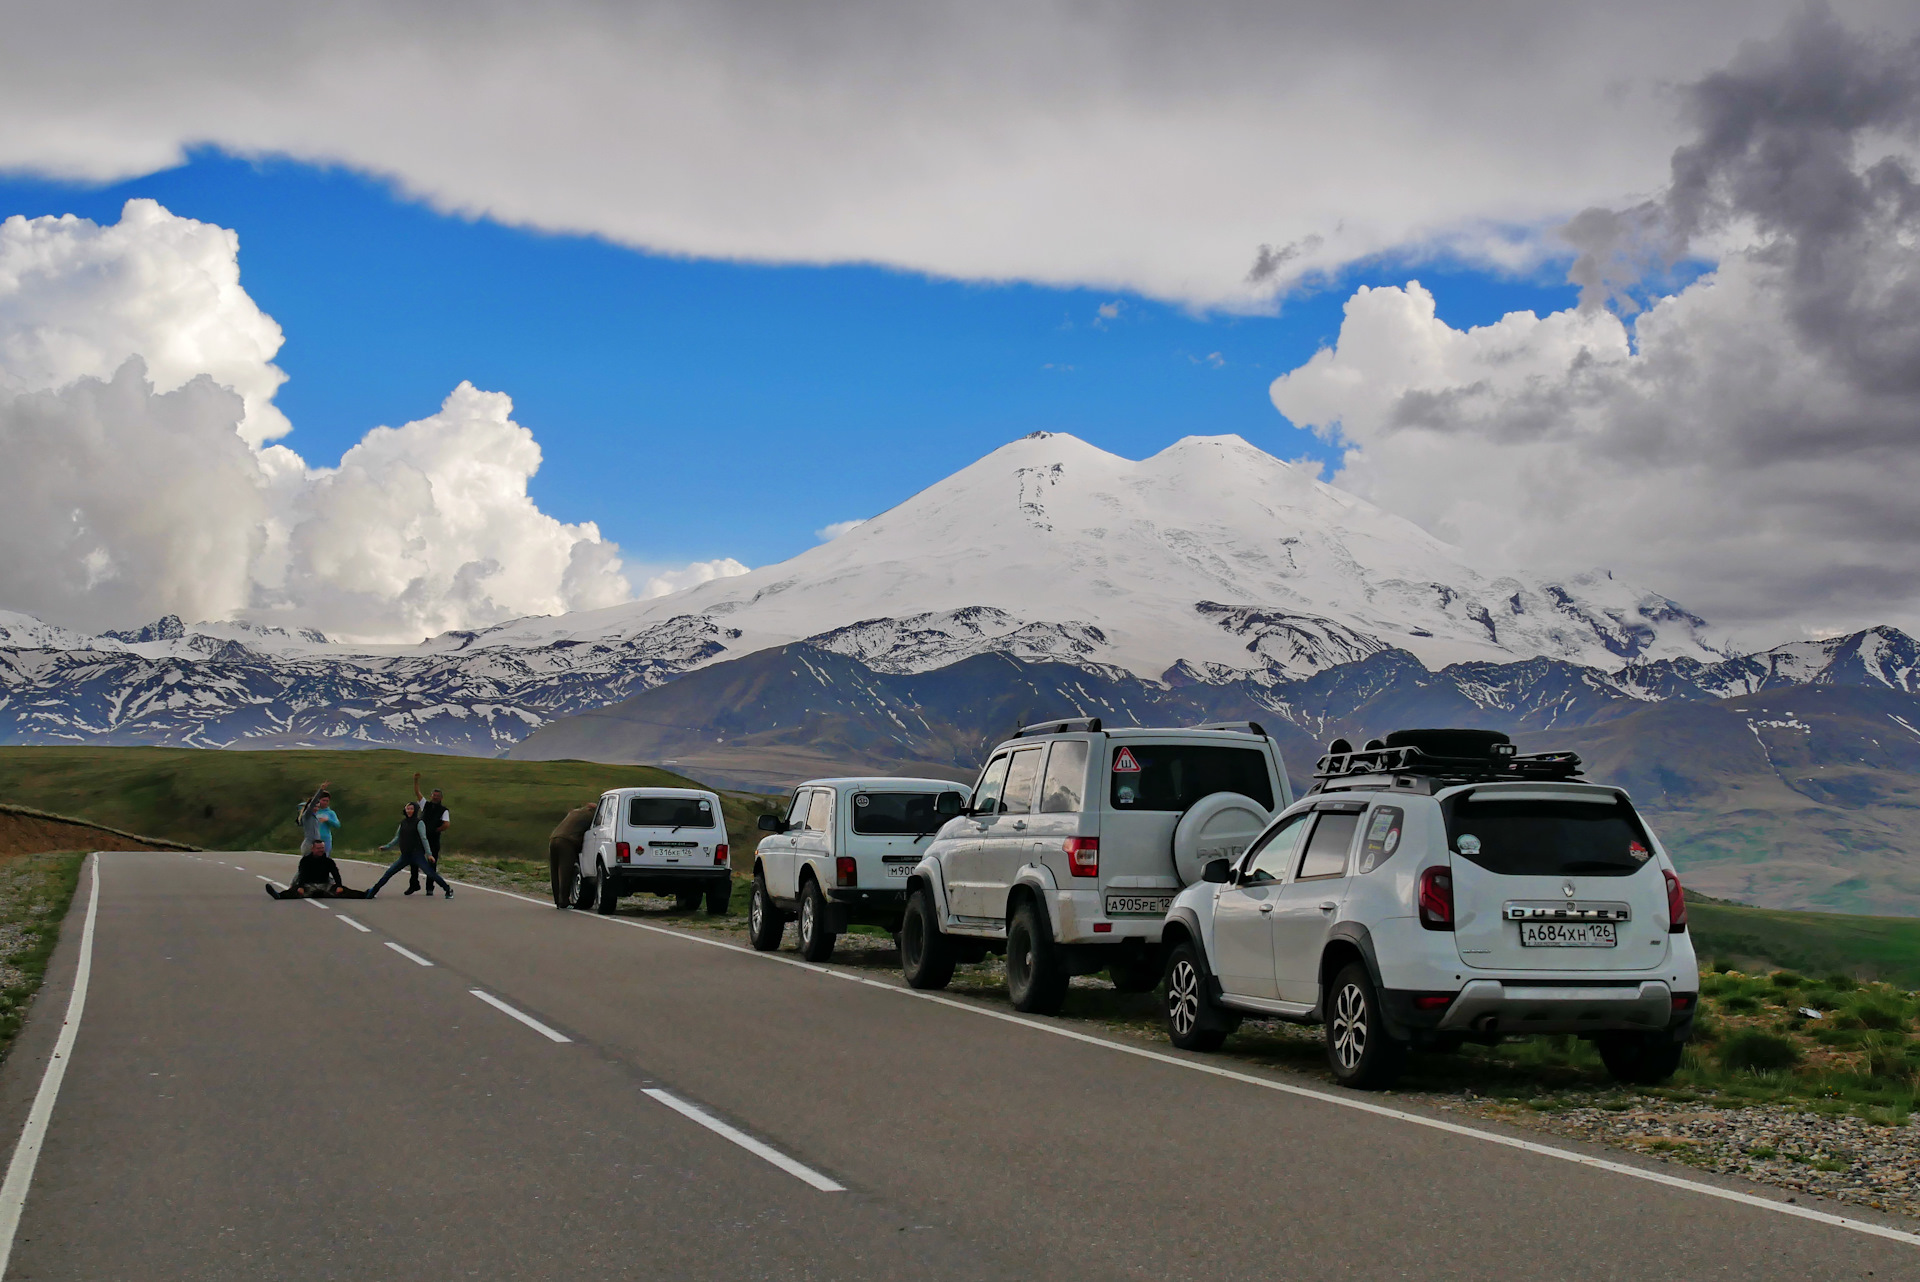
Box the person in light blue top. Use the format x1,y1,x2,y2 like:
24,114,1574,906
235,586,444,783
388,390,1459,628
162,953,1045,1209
297,784,341,855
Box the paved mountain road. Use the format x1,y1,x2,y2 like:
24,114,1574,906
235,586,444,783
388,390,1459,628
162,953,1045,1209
0,852,1911,1280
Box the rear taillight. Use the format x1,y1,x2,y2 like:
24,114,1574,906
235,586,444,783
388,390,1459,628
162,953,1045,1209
1412,993,1455,1011
836,856,856,887
1664,869,1688,933
1064,837,1099,878
1671,992,1696,1012
615,841,631,863
715,843,729,867
1417,866,1453,931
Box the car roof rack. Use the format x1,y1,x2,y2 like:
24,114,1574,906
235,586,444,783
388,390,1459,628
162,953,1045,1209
1192,720,1267,737
1312,742,1583,784
1010,715,1103,738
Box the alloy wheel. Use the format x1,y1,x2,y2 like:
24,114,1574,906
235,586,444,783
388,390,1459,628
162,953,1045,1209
800,895,816,948
750,887,764,936
1168,959,1200,1036
1331,982,1368,1071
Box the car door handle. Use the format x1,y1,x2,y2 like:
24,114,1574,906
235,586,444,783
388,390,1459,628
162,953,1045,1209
1258,903,1273,914
1011,821,1027,830
1318,901,1338,912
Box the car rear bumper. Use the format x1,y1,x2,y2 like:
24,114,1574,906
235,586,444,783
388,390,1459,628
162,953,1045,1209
605,866,730,893
1410,978,1686,1036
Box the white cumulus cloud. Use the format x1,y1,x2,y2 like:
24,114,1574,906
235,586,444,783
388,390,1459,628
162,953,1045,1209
0,200,736,642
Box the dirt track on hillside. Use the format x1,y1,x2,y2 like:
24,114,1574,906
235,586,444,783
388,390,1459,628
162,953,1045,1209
0,808,176,856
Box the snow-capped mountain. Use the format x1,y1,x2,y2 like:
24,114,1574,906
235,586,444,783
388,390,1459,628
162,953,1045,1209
0,430,1898,755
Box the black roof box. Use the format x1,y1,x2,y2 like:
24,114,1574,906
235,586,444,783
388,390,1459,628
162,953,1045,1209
1384,728,1510,759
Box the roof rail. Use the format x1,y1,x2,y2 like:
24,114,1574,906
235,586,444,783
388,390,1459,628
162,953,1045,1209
1312,742,1583,784
1194,720,1267,737
1011,716,1104,739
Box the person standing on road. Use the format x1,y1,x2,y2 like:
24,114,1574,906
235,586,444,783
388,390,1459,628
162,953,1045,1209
296,784,341,857
367,801,452,899
405,773,451,896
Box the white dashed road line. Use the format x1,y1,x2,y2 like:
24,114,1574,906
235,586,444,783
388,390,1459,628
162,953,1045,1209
469,990,571,1043
642,1088,843,1192
384,942,434,967
336,915,371,933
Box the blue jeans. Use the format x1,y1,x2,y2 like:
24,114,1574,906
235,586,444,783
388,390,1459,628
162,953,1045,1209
370,851,449,896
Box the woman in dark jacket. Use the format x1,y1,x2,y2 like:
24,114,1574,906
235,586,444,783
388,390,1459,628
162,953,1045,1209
366,801,453,899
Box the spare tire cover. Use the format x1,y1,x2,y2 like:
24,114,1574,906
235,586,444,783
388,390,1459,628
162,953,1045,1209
1171,792,1272,886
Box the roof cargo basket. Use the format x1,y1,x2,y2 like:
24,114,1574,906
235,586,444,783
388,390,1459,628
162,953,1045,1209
1011,716,1103,738
1314,726,1581,783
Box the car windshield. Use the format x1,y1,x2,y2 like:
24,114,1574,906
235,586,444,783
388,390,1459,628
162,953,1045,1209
851,791,961,835
1107,744,1273,811
1444,795,1653,877
628,797,715,828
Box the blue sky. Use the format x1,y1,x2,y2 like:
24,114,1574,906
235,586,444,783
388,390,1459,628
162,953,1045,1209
0,150,1584,573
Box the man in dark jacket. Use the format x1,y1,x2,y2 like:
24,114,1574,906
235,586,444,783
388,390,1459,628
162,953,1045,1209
265,839,367,899
549,804,595,907
367,801,453,899
406,773,451,895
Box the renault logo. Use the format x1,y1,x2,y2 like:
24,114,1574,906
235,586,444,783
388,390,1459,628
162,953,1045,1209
1562,882,1576,898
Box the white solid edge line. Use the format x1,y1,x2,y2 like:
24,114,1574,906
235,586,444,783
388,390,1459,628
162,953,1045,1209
642,1088,843,1192
0,853,101,1277
441,875,1920,1250
384,942,435,967
469,989,571,1043
335,915,371,933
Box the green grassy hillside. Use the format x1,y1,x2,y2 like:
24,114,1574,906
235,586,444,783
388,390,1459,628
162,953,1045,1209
1690,899,1920,988
0,747,782,865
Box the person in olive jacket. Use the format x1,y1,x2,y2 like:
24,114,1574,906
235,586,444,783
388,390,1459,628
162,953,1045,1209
549,804,596,907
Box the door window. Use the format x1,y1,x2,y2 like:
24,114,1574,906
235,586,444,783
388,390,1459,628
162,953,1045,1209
1295,811,1361,881
1240,812,1311,884
1038,740,1089,813
596,796,613,828
973,755,1012,815
806,789,834,834
1357,806,1406,874
785,789,812,828
1000,747,1045,814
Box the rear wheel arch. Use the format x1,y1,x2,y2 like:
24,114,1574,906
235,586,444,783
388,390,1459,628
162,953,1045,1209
1318,939,1369,1010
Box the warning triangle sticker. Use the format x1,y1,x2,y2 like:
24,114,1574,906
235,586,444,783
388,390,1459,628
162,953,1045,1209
1112,748,1141,773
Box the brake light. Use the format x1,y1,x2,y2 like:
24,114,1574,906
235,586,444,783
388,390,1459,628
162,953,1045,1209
715,843,729,867
615,842,631,864
1064,837,1099,877
1664,869,1688,933
1672,992,1696,1011
836,856,856,887
1417,866,1453,931
1412,993,1455,1011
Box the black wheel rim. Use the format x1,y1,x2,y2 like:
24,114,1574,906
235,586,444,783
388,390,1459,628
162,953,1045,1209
750,886,764,935
800,895,815,947
1168,959,1200,1037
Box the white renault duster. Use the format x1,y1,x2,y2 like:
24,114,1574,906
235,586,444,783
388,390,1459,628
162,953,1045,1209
749,777,972,962
900,718,1289,1014
568,787,733,916
1159,728,1699,1090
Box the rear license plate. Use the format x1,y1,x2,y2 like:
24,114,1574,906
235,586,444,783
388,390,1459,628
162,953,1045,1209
1519,921,1616,948
1105,893,1174,917
885,863,914,878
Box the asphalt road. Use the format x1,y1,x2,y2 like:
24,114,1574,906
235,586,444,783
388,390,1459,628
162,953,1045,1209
1,850,1914,1280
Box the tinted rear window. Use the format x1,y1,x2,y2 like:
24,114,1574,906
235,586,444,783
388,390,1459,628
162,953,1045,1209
628,796,715,828
1444,795,1652,877
1108,745,1273,811
852,791,963,835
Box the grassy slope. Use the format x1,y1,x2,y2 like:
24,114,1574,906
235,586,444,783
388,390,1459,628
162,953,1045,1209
0,852,85,1064
1690,900,1920,988
0,747,782,867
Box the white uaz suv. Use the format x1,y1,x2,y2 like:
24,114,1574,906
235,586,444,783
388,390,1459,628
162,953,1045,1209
1160,728,1699,1089
901,718,1289,1014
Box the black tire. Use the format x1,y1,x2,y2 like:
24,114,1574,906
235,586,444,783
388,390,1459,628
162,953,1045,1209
705,877,732,916
674,890,702,912
1595,1031,1685,1085
748,874,785,951
1164,940,1240,1051
570,862,596,910
595,861,618,915
900,887,955,990
797,880,837,962
1109,950,1162,994
1006,899,1069,1015
1325,962,1408,1090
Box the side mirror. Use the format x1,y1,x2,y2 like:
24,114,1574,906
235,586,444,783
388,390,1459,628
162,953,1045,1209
1201,858,1231,884
935,792,964,818
756,814,786,833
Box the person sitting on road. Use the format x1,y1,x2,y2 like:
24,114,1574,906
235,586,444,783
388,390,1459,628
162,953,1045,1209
265,839,368,899
367,801,452,900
